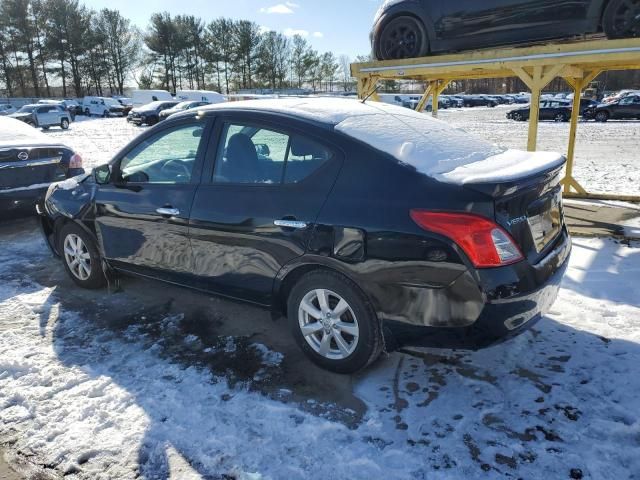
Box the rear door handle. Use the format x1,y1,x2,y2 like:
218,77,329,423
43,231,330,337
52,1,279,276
274,219,308,230
156,207,180,217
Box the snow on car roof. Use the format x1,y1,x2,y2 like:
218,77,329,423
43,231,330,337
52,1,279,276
201,98,565,185
0,116,65,148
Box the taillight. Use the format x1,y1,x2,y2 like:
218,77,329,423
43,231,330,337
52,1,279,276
410,210,524,268
69,153,83,169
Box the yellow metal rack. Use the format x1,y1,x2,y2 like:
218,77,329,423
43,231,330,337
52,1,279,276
351,38,640,202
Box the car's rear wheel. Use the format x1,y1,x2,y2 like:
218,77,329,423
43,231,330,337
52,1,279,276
595,111,610,122
61,118,69,129
59,223,106,289
554,112,568,122
377,16,429,60
42,126,49,130
84,108,90,116
103,110,109,118
603,0,640,39
287,270,383,373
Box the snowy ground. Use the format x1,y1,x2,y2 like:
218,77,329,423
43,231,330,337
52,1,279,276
1,218,639,479
1,107,639,479
40,105,640,196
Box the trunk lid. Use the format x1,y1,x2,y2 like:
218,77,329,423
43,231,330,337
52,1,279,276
0,147,67,192
464,162,566,266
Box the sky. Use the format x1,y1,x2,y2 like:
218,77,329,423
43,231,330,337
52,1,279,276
82,0,383,59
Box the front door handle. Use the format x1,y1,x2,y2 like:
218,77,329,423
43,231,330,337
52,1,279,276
274,219,308,230
156,207,180,217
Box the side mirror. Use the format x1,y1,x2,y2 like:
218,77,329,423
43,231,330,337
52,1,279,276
94,164,111,185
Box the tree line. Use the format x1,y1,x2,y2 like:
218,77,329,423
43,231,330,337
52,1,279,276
2,0,637,99
0,0,351,98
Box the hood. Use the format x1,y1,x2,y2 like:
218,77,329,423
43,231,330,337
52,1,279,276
9,112,32,119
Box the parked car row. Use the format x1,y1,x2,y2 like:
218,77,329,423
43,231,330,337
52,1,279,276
507,99,598,122
507,95,640,122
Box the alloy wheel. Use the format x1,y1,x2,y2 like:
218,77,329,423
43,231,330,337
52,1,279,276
380,17,425,60
63,234,91,281
298,289,359,360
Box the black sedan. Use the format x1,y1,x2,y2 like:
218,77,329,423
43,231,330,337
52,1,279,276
585,94,640,121
461,95,497,108
0,117,83,219
127,101,179,126
372,0,640,60
38,99,571,373
159,101,210,121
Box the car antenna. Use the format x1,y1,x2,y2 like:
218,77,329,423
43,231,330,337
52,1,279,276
361,85,381,104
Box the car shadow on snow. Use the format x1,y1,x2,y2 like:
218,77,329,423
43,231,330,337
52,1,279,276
1,219,639,478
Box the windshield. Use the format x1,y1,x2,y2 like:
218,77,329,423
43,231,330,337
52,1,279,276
17,105,35,113
175,102,193,110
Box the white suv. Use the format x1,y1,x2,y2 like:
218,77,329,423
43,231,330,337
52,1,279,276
9,104,71,130
82,96,125,117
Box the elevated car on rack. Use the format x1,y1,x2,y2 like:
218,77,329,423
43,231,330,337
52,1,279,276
372,0,640,60
39,98,571,373
0,117,83,219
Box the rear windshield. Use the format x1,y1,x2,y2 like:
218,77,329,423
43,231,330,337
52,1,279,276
334,103,504,177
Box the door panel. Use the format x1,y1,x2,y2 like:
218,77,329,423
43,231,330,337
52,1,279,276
432,0,592,42
95,120,209,277
189,118,342,304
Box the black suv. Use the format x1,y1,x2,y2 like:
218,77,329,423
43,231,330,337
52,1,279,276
39,99,571,373
586,94,640,122
127,101,180,126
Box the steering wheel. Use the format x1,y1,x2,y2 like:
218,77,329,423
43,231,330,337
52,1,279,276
160,159,191,180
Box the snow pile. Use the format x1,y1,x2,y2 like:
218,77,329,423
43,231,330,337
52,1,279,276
202,98,565,185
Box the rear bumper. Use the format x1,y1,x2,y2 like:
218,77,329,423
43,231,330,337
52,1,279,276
384,230,571,350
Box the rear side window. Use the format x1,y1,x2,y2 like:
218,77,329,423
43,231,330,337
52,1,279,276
213,122,332,185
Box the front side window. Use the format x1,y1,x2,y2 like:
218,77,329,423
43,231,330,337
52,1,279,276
213,122,332,185
119,123,204,184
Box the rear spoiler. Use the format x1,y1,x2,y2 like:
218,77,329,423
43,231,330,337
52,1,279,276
463,164,565,199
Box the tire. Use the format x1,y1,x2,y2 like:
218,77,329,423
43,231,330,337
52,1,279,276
287,270,383,374
58,223,106,290
60,118,69,130
84,108,91,117
42,126,50,130
103,110,109,118
603,0,640,39
595,111,610,122
377,15,429,60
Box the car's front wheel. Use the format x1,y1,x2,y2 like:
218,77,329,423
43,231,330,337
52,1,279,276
595,111,610,122
287,270,383,373
61,118,69,129
84,108,90,117
377,15,429,61
59,223,106,289
603,0,640,39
